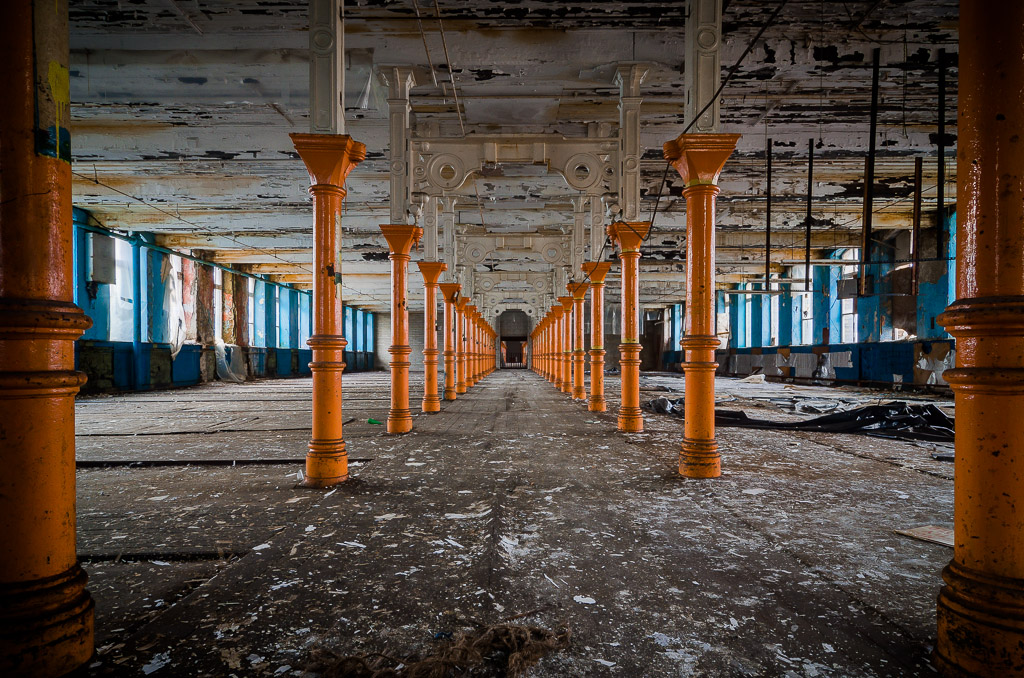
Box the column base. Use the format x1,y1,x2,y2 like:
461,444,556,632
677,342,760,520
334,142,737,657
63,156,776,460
302,440,348,487
0,564,94,678
679,438,721,478
444,388,457,401
456,383,467,395
422,397,441,413
935,560,1024,677
387,411,413,434
588,397,607,412
617,409,644,433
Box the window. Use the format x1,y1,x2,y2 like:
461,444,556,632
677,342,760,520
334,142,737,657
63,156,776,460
109,238,136,342
840,249,859,344
214,268,223,342
769,283,780,346
247,278,256,346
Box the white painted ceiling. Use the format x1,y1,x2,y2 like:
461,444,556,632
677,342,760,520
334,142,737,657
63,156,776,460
69,0,958,313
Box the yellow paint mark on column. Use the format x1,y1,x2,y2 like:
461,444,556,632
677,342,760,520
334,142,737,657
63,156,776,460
47,60,69,146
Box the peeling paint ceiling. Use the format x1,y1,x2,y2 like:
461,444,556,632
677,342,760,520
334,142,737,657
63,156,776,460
69,0,958,313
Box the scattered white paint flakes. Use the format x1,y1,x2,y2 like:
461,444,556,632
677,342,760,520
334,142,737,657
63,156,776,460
150,561,171,567
274,666,291,676
304,525,316,533
269,579,299,591
822,643,835,653
446,538,465,549
573,596,596,605
742,488,768,496
375,513,407,522
650,632,674,647
406,462,426,467
543,573,560,588
340,541,366,549
142,652,170,675
444,509,491,520
247,653,265,665
594,658,616,667
284,497,310,504
253,543,271,551
148,495,169,502
324,488,337,498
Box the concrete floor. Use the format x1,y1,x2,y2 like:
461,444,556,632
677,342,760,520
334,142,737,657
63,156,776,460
77,370,954,677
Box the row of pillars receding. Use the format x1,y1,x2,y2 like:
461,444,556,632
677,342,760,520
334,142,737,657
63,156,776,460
532,133,739,480
380,223,496,436
5,2,1024,675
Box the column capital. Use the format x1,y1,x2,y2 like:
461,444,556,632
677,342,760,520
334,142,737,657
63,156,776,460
663,133,741,187
582,261,613,285
455,297,469,311
568,281,589,301
417,261,447,285
290,133,366,187
558,296,575,312
607,221,651,253
379,224,423,256
438,282,461,303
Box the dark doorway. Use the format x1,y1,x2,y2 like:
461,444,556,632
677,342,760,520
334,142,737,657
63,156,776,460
498,310,531,369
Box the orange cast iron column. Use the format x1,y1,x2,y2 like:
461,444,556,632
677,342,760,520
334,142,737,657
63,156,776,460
464,305,477,388
569,282,589,399
582,262,612,412
438,283,460,400
471,308,481,385
559,296,575,394
551,305,565,391
0,2,95,673
664,134,740,477
291,134,366,487
417,262,446,413
607,221,652,432
380,224,423,434
934,4,1024,675
455,297,468,394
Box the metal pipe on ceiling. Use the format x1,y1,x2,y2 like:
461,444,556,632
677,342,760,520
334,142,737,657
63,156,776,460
859,47,881,297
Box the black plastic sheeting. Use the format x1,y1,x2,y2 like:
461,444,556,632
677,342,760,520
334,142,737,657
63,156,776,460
645,397,955,444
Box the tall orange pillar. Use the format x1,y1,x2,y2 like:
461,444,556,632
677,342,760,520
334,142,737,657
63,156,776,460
417,262,446,413
0,2,95,673
607,221,651,432
664,134,739,477
935,4,1024,674
559,297,575,394
438,283,460,400
291,135,366,487
568,282,589,399
455,298,468,394
471,309,481,385
380,224,422,434
466,307,477,387
551,305,565,391
582,262,612,412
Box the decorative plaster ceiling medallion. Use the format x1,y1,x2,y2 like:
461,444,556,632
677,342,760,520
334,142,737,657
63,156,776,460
427,154,467,190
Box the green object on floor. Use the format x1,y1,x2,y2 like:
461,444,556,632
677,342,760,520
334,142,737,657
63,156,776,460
368,418,383,425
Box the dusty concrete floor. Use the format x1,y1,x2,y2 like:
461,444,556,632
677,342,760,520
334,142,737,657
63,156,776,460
77,370,954,677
